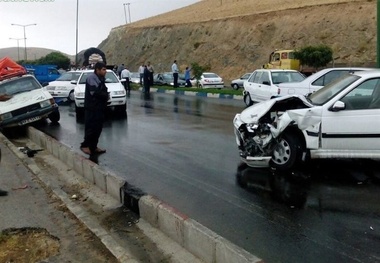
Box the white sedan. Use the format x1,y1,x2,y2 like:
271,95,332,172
44,70,82,102
197,72,224,89
234,70,380,171
74,70,127,117
278,67,375,97
243,69,305,106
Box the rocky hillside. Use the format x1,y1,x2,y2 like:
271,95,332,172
99,0,376,81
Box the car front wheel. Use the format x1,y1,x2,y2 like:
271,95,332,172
232,84,240,90
68,90,75,102
48,110,60,124
244,93,253,107
270,133,303,171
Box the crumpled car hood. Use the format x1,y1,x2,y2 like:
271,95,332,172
240,95,313,124
239,94,323,137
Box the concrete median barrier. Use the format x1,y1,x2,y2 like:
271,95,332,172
26,126,262,263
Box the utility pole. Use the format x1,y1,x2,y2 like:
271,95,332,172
126,3,131,23
11,23,37,61
75,0,79,67
123,3,128,24
9,37,23,61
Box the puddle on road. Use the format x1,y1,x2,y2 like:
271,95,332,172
0,227,60,263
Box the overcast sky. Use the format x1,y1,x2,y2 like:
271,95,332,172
0,0,199,55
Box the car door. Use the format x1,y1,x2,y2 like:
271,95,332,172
320,77,380,152
245,71,261,102
255,71,271,102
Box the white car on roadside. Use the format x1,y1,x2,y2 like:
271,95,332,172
243,69,305,106
0,69,60,128
234,70,380,171
278,67,375,97
198,72,224,89
44,70,82,102
73,70,127,117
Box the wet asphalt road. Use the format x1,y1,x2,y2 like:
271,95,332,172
29,91,380,263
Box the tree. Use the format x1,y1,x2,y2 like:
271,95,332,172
37,52,71,69
293,45,333,69
190,62,211,83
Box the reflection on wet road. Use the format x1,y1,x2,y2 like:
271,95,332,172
30,91,380,263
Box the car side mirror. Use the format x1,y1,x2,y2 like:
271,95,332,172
71,80,77,84
330,100,345,112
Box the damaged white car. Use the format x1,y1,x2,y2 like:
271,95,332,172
234,70,380,170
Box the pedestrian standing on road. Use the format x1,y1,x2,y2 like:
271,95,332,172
184,66,192,87
0,93,12,196
172,60,179,88
138,63,145,86
143,65,151,95
147,61,154,86
117,63,125,79
121,66,131,93
80,62,108,158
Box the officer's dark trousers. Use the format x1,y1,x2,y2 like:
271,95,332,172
82,110,104,154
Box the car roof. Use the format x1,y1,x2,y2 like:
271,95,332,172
253,69,300,73
351,69,380,77
80,69,114,73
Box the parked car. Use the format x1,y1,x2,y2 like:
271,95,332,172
231,73,251,90
233,70,380,171
243,69,305,106
278,67,375,97
44,70,82,102
73,69,127,117
198,72,224,89
129,72,140,84
0,57,60,128
153,72,186,87
23,64,61,85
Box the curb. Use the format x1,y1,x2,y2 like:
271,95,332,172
25,126,263,263
144,87,244,100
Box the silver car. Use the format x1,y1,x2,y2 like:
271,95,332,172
231,73,251,90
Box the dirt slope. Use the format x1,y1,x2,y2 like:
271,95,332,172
100,0,377,80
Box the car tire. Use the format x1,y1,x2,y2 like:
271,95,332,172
68,90,75,102
232,84,240,90
244,93,253,107
270,132,303,171
116,104,127,117
198,83,203,89
48,110,60,124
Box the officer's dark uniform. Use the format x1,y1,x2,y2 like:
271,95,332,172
80,72,108,155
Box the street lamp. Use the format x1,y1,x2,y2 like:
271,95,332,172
11,23,37,61
123,3,131,23
9,37,23,61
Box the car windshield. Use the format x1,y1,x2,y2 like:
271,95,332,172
0,76,41,95
78,72,119,84
203,73,219,78
308,74,360,105
271,71,305,84
56,72,81,81
131,72,139,78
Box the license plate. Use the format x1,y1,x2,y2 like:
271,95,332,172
19,116,42,125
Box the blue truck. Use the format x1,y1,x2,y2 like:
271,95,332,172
23,64,61,85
